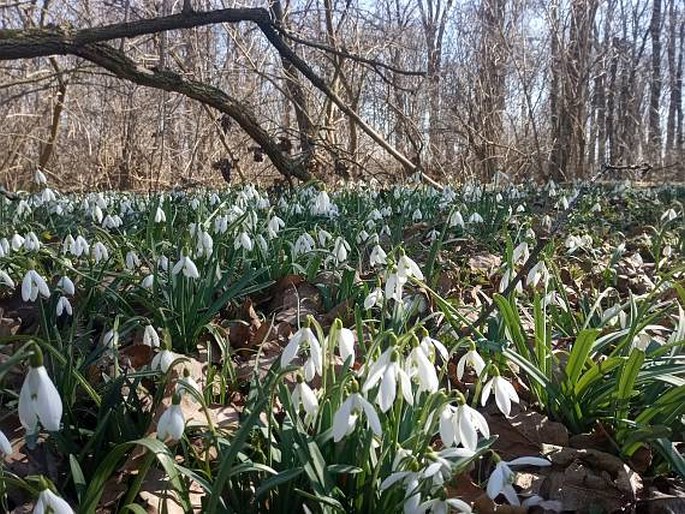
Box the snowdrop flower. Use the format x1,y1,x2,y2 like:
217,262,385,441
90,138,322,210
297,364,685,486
23,232,41,252
317,229,332,247
11,233,25,251
294,233,315,256
512,242,529,264
481,375,519,417
19,347,62,434
405,342,439,394
397,253,424,282
526,261,549,289
92,241,109,263
151,348,177,373
0,237,9,257
331,320,355,365
332,387,381,442
154,206,166,223
55,297,72,317
487,456,551,505
419,334,448,362
92,205,104,224
356,229,370,244
0,269,15,288
157,393,185,442
456,346,486,381
417,496,472,514
41,188,56,203
34,486,74,514
440,402,490,450
267,215,285,239
412,208,423,221
468,213,484,224
385,271,404,302
449,211,465,228
158,255,169,271
190,198,200,210
0,429,11,456
281,326,322,381
141,274,154,289
172,255,200,279
541,214,552,231
235,231,253,251
34,169,48,185
176,369,202,401
125,251,140,270
311,190,332,216
364,287,384,309
291,375,319,422
333,237,350,262
369,245,387,267
56,276,75,296
62,234,75,255
362,347,413,412
195,229,214,257
143,325,160,347
499,268,523,294
22,270,50,302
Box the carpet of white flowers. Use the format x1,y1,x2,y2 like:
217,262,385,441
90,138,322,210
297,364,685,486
0,173,683,513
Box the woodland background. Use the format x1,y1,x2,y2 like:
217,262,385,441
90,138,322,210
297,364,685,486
0,0,683,190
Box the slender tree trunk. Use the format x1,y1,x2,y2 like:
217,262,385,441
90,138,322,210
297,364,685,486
649,0,662,163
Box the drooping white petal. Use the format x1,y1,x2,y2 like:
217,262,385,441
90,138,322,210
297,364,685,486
0,428,12,455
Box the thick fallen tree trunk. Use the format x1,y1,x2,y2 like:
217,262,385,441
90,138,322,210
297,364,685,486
0,7,437,184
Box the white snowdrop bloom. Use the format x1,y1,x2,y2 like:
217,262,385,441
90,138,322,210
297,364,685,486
541,214,553,231
15,200,32,218
0,269,15,289
380,224,392,237
428,229,440,242
154,206,166,223
21,270,50,302
267,215,285,239
449,211,465,228
440,403,490,450
19,352,62,434
157,395,185,442
661,208,678,222
125,251,140,270
498,268,523,294
91,204,104,224
280,327,322,381
468,212,484,224
234,231,253,252
157,255,169,271
291,377,319,422
34,169,48,185
91,241,109,263
103,329,118,349
456,348,486,381
512,242,529,264
190,198,201,210
196,229,214,257
294,233,315,256
171,255,200,279
516,204,526,213
61,234,75,255
56,276,75,296
364,287,384,309
34,487,74,514
254,233,268,253
356,229,370,244
368,208,383,221
41,188,56,203
417,497,472,514
559,196,570,210
481,375,519,417
214,215,229,234
405,344,439,394
23,232,41,252
55,297,72,317
363,347,413,412
332,324,355,365
487,457,551,505
151,349,176,373
0,237,9,257
143,325,160,347
0,428,11,456
332,391,381,442
385,272,404,302
397,254,424,282
209,192,220,206
317,229,332,247
101,214,116,229
526,261,549,289
369,245,387,267
311,190,332,216
419,335,448,362
412,208,423,221
333,237,350,262
591,202,602,213
141,274,154,289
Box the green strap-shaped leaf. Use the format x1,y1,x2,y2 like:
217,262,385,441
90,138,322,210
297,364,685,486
566,329,600,386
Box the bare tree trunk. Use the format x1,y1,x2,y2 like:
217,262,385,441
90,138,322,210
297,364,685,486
649,0,662,164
